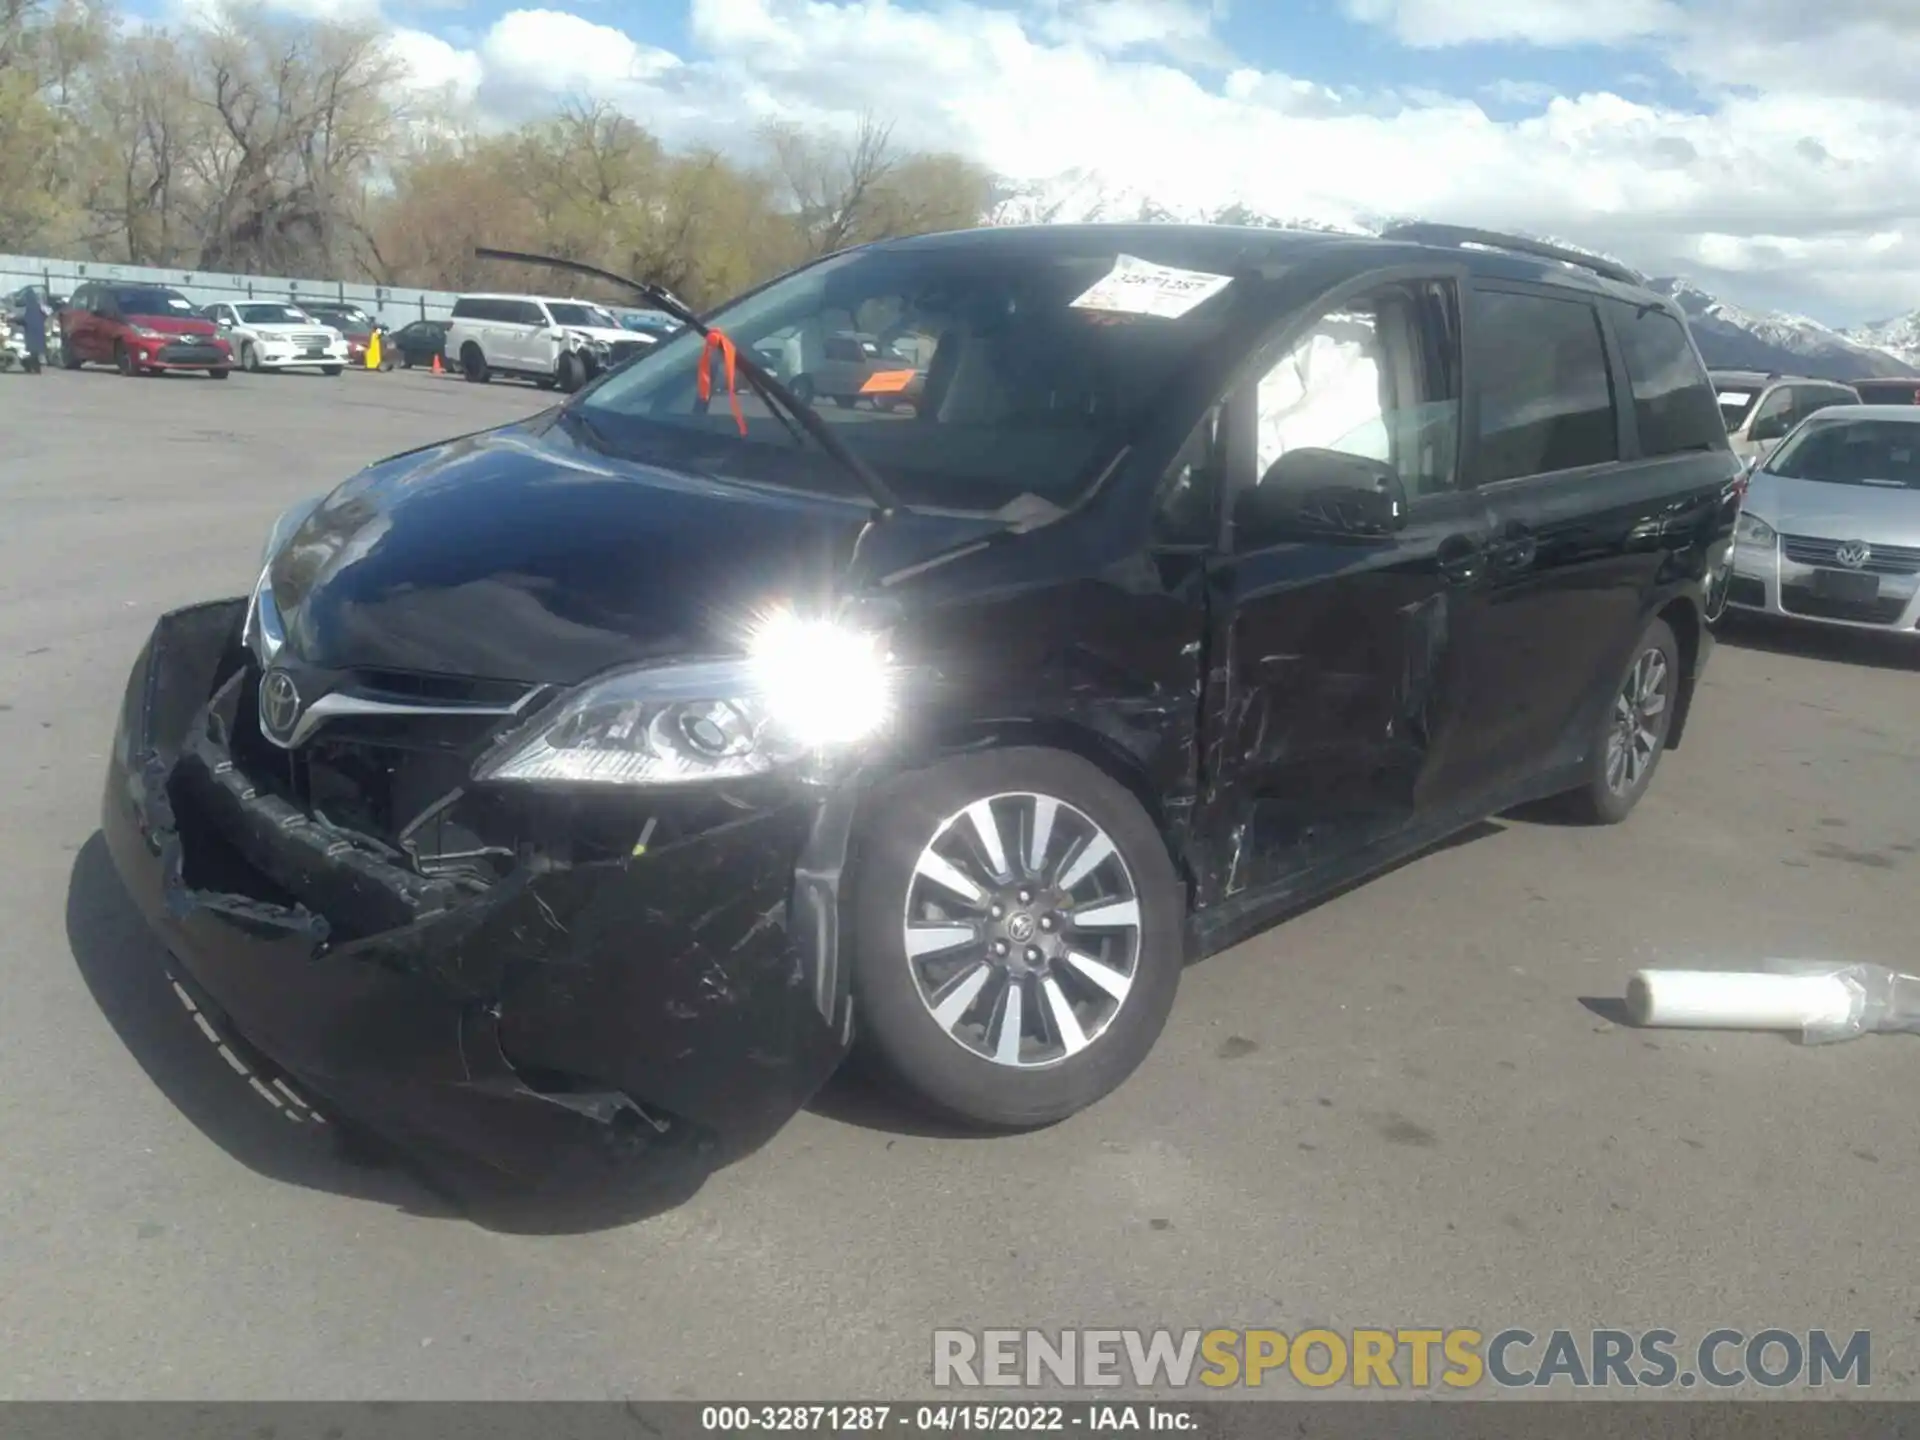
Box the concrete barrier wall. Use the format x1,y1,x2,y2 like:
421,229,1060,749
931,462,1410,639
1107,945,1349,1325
0,253,463,324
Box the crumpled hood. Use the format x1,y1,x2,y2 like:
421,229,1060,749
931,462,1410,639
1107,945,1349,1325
269,416,999,684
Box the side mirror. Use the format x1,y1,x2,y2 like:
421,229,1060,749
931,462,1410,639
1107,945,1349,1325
1239,448,1409,542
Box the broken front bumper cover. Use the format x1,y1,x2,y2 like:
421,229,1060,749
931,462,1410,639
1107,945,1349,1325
100,599,855,1189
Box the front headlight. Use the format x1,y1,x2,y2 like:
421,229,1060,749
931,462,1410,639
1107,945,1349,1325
242,495,325,666
475,610,894,787
1735,512,1778,545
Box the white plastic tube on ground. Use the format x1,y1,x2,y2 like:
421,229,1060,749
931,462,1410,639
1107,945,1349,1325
1625,970,1858,1031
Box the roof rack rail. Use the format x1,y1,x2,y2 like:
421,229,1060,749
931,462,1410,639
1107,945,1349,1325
1379,223,1646,287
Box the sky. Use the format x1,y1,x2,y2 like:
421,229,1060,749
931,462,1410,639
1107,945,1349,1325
147,0,1920,328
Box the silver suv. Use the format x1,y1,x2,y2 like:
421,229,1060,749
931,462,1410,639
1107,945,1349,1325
1712,370,1860,466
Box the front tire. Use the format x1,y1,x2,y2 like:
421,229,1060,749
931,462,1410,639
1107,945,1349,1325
62,334,83,370
115,341,138,376
1560,615,1680,825
849,747,1184,1129
207,367,230,380
322,364,343,376
461,343,490,383
241,342,261,373
557,352,585,392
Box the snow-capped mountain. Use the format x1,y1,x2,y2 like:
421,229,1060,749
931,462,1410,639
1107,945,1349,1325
986,172,1919,381
1843,312,1920,373
1652,280,1917,381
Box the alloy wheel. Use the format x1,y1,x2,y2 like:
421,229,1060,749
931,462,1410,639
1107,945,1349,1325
901,791,1143,1070
1605,646,1670,796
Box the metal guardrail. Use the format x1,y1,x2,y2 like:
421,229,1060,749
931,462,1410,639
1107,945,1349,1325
0,253,463,325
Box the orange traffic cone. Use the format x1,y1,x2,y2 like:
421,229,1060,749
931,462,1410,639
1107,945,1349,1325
432,352,444,377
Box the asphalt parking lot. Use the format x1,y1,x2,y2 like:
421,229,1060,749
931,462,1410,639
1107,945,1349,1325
1,363,1917,1401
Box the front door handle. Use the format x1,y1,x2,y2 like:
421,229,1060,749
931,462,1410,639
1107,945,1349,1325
1487,520,1537,572
1436,533,1487,586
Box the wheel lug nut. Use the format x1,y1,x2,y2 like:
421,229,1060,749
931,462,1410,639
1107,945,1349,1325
990,903,1004,919
1025,947,1042,963
1018,889,1032,904
993,940,1008,956
1039,915,1055,931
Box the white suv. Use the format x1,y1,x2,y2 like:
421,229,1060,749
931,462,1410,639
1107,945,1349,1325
201,301,350,375
445,294,654,391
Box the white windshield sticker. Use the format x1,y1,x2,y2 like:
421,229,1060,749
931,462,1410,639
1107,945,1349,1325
1716,390,1752,406
1070,254,1233,319
166,297,191,310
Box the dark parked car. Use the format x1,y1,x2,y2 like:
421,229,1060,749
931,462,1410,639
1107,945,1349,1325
389,318,451,369
59,282,232,377
99,222,1740,1199
1848,378,1920,406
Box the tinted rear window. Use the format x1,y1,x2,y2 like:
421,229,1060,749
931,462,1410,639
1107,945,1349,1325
1471,289,1619,481
1768,418,1920,489
1603,301,1723,455
1851,381,1920,405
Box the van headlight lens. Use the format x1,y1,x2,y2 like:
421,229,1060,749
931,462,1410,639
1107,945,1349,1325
1735,512,1777,546
475,610,894,787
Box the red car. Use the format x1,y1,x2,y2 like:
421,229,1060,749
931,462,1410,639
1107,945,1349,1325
60,281,232,378
300,301,377,365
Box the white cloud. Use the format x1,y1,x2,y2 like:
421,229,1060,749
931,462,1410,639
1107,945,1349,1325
173,0,1920,323
1340,0,1683,48
387,26,484,98
478,8,680,94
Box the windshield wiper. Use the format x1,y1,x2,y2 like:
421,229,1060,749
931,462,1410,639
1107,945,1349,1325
474,247,904,518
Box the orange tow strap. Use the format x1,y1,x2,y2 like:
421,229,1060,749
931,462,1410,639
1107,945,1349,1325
696,329,747,435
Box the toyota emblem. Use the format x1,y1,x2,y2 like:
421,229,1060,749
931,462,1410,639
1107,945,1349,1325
258,668,302,742
1835,540,1872,570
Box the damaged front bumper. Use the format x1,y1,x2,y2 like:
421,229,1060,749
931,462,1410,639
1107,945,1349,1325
100,599,855,1190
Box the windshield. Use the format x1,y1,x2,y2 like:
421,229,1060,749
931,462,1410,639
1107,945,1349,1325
1715,384,1760,431
117,288,195,317
318,307,370,327
577,242,1247,509
1767,418,1920,489
238,304,311,325
548,302,618,329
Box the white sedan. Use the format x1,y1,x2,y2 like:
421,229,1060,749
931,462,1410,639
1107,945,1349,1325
200,302,350,375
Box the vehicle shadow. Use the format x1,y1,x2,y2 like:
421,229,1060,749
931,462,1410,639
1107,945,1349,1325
1712,612,1918,672
65,832,710,1235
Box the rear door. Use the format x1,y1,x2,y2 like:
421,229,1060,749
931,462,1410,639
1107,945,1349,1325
1204,270,1503,895
1459,287,1737,795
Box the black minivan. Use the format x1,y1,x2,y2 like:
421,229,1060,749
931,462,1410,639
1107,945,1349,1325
101,222,1743,1194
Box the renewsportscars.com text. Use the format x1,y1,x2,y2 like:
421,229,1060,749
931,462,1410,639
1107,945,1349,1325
932,1328,1871,1391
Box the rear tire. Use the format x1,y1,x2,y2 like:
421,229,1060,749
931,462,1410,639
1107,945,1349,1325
1558,615,1680,825
849,747,1184,1129
790,374,816,405
461,344,490,383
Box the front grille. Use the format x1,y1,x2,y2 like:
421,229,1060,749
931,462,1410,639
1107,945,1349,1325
1726,576,1766,607
159,342,224,364
290,332,332,348
1782,534,1920,576
1778,586,1910,625
228,662,538,855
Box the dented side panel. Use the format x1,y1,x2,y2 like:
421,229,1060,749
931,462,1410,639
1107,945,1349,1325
1196,488,1500,903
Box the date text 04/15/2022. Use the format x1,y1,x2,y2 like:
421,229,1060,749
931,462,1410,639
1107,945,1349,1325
699,1404,1198,1432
